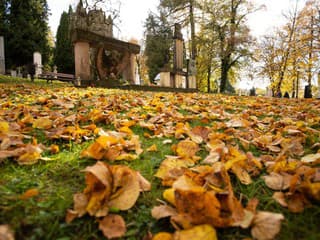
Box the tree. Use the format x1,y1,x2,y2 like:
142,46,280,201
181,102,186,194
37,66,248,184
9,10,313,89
54,6,74,74
5,0,51,68
144,11,173,83
200,0,256,93
0,0,9,36
160,0,197,61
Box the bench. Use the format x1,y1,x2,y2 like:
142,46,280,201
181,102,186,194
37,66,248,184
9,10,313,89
38,72,75,83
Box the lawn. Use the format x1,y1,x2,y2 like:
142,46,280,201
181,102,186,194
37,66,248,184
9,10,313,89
0,76,319,240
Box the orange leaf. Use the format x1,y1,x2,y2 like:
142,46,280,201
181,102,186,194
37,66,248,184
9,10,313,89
20,188,39,200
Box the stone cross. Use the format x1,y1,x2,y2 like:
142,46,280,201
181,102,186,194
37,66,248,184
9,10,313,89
0,36,5,74
33,51,42,77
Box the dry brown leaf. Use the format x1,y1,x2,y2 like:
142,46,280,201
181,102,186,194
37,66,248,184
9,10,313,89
0,225,15,240
251,211,284,240
301,153,320,164
272,192,288,207
231,164,252,185
287,192,309,213
151,205,178,220
99,214,126,239
262,172,292,191
137,171,151,192
108,165,140,210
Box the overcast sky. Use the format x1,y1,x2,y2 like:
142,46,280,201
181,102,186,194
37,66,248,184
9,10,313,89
47,0,308,40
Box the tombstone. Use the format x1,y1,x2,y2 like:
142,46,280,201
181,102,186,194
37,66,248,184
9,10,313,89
283,92,290,98
249,87,256,96
33,52,42,77
53,65,58,79
0,36,5,74
17,67,22,78
10,70,17,77
266,87,273,97
304,84,312,98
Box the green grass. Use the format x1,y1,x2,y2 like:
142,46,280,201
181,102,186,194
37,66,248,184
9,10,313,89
0,76,319,239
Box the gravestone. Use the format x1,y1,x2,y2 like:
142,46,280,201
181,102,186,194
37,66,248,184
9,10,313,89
304,84,312,98
0,36,5,74
33,52,42,77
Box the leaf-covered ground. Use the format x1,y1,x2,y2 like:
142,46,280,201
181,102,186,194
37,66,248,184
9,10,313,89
0,77,319,240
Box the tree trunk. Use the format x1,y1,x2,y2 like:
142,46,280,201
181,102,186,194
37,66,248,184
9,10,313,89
220,59,228,93
207,65,211,93
189,0,196,60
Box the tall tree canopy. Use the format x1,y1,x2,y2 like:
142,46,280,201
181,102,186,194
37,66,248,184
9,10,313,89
3,0,51,68
144,11,173,83
54,6,74,74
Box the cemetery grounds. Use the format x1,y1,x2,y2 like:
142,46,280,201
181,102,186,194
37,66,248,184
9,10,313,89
0,76,319,240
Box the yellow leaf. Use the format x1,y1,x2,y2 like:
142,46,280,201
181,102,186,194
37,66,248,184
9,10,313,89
147,144,158,152
96,135,119,149
173,224,217,240
32,118,53,130
176,140,199,160
163,188,176,206
119,126,133,135
115,153,138,161
152,232,173,240
0,121,9,133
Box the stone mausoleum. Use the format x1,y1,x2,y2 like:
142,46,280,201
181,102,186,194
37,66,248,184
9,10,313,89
71,0,140,86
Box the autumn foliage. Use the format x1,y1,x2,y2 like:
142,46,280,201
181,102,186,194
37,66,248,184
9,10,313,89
1,82,320,239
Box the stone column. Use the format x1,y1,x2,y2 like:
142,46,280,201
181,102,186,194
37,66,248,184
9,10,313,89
0,36,5,74
74,41,90,80
33,52,42,77
173,24,183,71
124,53,136,84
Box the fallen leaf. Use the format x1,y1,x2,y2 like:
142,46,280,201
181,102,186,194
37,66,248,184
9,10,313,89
176,140,199,160
173,224,217,240
152,232,173,240
20,188,39,200
108,165,140,210
272,192,288,207
262,172,292,190
251,211,284,240
32,118,53,130
147,144,158,152
99,214,126,239
0,225,14,240
0,121,9,133
301,153,320,164
151,205,178,220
